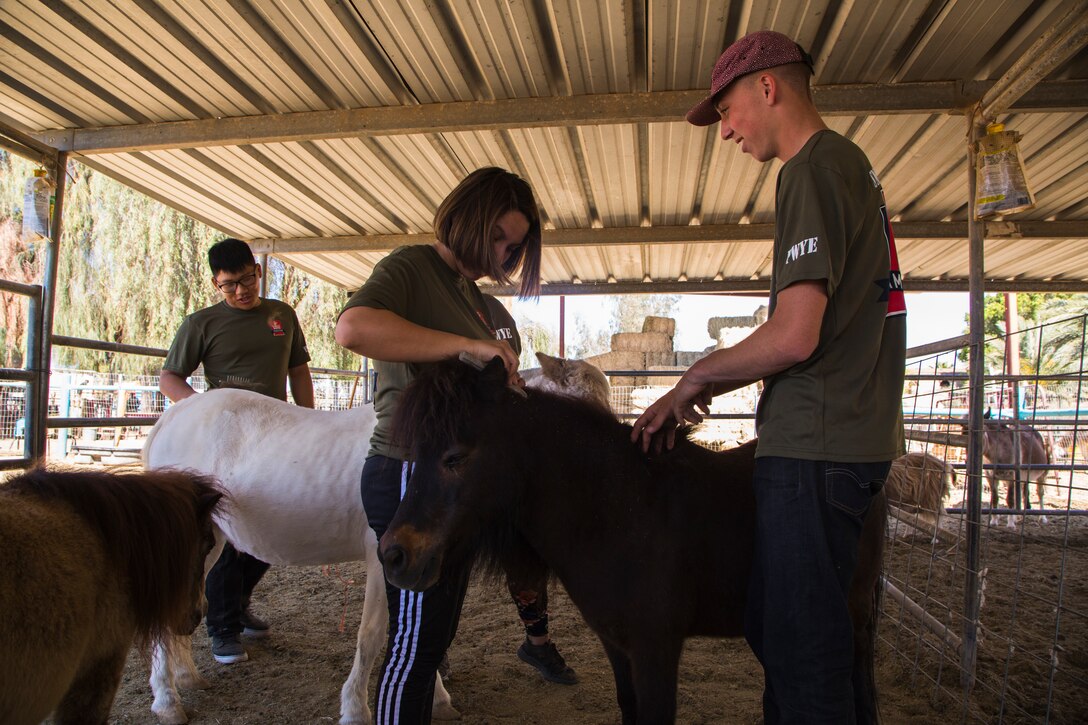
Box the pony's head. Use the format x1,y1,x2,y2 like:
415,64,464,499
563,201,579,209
523,352,612,413
382,355,527,590
5,468,224,648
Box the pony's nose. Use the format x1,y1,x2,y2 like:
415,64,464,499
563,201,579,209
381,543,406,575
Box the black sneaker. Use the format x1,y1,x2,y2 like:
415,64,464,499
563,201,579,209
211,633,248,664
240,608,271,638
517,638,578,685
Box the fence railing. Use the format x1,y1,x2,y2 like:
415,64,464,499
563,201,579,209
0,278,43,470
0,332,372,465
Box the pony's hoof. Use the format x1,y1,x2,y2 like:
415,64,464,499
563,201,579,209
338,713,371,725
338,697,371,724
152,704,189,725
432,702,461,720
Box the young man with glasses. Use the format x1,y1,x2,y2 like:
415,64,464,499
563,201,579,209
160,237,314,664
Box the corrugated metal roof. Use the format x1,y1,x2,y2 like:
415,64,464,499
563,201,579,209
2,0,1087,295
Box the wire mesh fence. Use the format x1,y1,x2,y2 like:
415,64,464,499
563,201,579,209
885,313,1088,723
0,368,368,461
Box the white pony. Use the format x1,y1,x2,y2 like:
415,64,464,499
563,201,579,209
144,353,610,725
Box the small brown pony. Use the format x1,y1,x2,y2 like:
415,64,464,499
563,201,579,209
379,356,886,724
0,467,223,725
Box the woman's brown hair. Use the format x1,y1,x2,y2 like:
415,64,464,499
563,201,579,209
433,167,542,298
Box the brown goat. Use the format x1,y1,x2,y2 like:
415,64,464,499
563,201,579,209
885,452,955,527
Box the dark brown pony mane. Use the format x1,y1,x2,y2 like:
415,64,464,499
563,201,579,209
392,355,621,455
393,356,512,454
5,467,224,648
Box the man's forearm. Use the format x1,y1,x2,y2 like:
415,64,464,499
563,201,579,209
288,365,315,408
159,369,197,403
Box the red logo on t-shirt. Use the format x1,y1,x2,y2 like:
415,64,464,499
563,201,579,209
269,319,285,337
879,203,906,318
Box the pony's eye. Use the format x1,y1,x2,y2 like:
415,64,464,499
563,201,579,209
442,450,467,471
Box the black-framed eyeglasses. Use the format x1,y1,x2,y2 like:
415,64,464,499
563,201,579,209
215,272,258,293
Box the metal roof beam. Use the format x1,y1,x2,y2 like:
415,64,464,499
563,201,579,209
35,80,1088,154
480,277,1088,296
981,0,1088,119
249,220,1088,255
0,119,58,165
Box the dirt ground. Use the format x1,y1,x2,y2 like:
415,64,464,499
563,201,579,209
104,514,1088,724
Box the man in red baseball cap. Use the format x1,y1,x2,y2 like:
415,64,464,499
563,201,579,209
633,29,906,723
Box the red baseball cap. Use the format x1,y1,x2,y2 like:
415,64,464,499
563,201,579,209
686,30,814,127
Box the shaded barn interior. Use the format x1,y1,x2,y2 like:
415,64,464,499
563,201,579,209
2,2,1088,722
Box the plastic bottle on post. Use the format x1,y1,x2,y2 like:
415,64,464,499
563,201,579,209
22,168,54,240
974,122,1035,219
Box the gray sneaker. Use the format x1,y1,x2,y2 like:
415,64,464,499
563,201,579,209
211,633,249,664
517,638,578,685
240,608,271,638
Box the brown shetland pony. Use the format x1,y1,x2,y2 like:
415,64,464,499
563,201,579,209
379,357,887,725
0,468,223,725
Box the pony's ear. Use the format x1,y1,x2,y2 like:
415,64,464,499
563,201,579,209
535,352,566,382
474,356,509,400
482,355,506,382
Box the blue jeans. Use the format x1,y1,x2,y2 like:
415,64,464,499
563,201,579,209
744,456,888,724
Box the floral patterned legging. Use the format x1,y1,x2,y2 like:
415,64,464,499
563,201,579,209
508,576,549,637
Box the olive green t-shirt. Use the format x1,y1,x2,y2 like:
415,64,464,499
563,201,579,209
755,130,907,462
340,245,520,459
163,298,310,402
483,294,522,357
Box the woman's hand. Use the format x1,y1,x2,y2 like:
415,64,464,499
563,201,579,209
465,337,520,383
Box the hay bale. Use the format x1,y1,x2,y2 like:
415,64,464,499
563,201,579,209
707,306,767,342
675,351,706,367
642,316,676,336
645,351,677,367
585,350,646,373
646,365,684,387
612,332,672,353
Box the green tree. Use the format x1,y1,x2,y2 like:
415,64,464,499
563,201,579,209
1,152,48,366
567,314,610,359
0,154,358,375
963,292,1077,374
0,219,44,366
1035,295,1088,375
515,320,555,369
51,162,219,374
609,294,680,334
